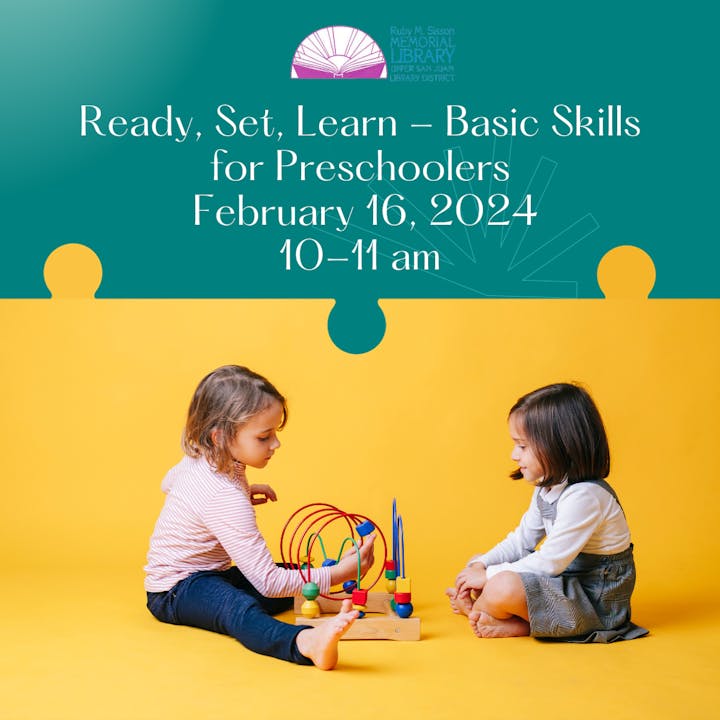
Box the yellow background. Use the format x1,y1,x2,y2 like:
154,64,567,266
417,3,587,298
1,246,718,719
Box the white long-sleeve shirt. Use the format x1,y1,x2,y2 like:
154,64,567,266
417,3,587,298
144,455,332,594
469,480,631,578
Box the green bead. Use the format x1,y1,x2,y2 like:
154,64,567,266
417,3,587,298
302,582,319,600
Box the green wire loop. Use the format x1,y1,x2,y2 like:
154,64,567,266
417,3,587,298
306,532,328,561
336,536,363,587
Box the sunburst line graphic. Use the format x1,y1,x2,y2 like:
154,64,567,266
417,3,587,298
316,150,599,297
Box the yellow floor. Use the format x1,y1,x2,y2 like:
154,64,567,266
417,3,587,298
1,568,718,720
2,253,719,718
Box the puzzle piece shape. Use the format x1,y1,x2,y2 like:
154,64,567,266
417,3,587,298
3,254,720,720
39,240,658,355
597,245,656,299
327,297,386,354
3,2,716,355
44,244,103,299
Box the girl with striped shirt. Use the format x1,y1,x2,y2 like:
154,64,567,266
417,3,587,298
145,365,375,669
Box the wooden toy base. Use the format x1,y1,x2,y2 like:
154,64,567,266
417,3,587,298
294,592,421,641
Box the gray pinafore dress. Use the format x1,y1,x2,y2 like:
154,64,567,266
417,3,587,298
519,479,649,642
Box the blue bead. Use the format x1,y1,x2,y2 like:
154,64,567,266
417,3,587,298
321,558,337,567
342,580,356,593
395,602,413,618
355,520,375,537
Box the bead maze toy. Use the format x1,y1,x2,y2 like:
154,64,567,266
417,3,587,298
281,499,420,640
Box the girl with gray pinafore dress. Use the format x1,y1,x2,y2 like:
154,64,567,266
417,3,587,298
448,383,648,643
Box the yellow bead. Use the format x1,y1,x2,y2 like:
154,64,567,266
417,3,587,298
385,578,397,593
300,600,320,618
396,577,411,593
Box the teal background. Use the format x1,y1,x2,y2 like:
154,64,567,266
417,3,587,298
1,1,717,348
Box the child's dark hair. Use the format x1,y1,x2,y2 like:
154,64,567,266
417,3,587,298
509,383,610,488
182,365,287,475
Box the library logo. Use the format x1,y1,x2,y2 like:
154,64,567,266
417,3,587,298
291,26,387,79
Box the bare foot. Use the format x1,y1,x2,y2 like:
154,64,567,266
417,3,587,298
445,587,473,616
295,599,359,670
471,611,530,638
468,595,483,624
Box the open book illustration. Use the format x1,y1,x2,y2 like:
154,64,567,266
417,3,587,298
292,26,387,79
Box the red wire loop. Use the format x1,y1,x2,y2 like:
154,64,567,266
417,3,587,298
280,502,388,601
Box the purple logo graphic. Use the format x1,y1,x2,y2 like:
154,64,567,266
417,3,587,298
292,26,387,79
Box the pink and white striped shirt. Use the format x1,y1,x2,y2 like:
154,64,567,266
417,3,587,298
144,455,332,595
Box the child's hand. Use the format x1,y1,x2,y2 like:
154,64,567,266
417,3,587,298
331,533,376,585
356,533,376,577
455,563,488,598
249,484,277,505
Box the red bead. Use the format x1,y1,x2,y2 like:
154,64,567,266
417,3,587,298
352,589,368,605
394,592,411,603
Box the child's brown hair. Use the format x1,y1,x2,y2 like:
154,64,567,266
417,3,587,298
509,383,610,488
182,365,287,475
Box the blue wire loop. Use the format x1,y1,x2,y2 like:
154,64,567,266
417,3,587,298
392,498,398,571
398,515,405,578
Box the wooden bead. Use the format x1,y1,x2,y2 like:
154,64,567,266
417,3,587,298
395,602,413,618
302,582,319,600
355,520,375,537
352,604,367,618
300,600,320,618
342,580,356,594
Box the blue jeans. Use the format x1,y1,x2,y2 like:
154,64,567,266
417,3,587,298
146,567,313,664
